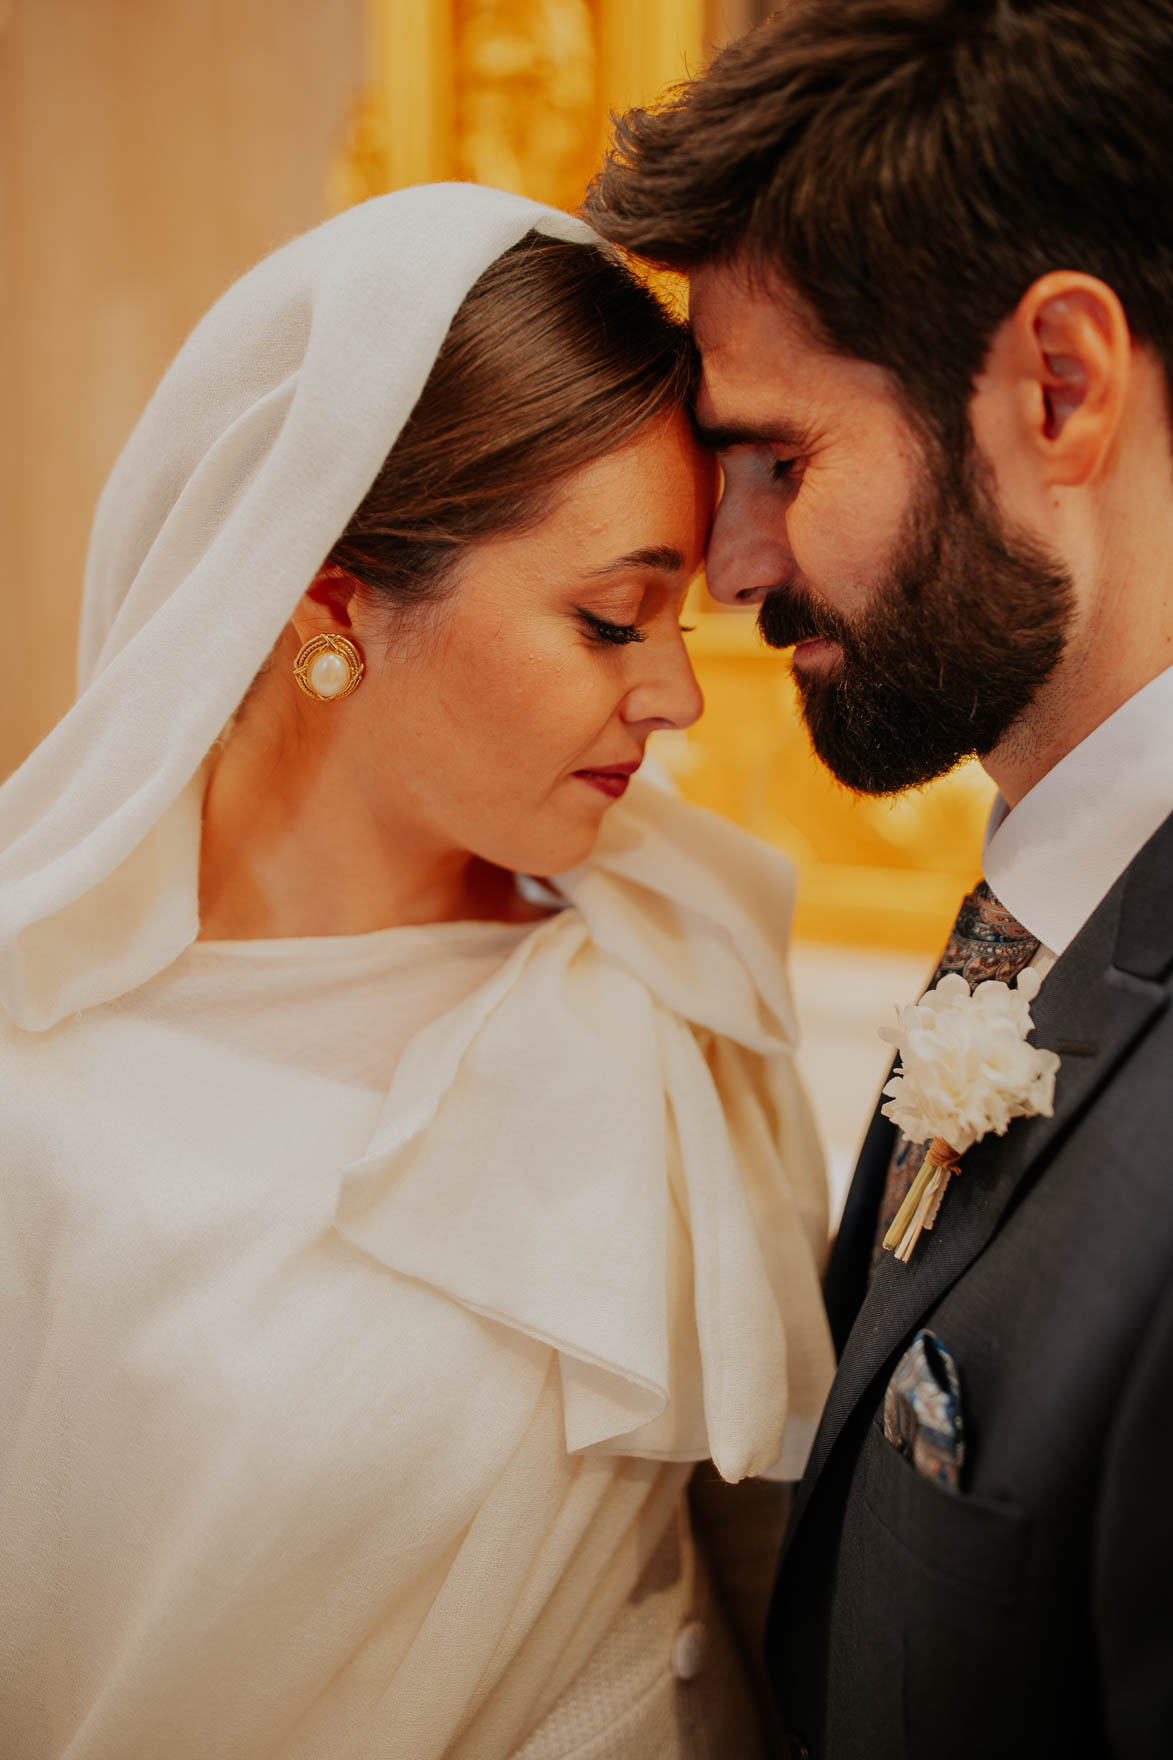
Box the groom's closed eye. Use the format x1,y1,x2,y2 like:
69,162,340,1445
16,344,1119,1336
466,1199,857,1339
710,445,804,507
692,415,816,456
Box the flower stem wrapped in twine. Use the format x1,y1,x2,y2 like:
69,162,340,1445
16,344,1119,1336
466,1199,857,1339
883,1137,962,1261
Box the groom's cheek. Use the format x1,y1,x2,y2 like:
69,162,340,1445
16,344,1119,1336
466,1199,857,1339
704,479,792,604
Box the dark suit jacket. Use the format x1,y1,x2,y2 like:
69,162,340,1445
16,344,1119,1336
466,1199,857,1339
767,807,1173,1760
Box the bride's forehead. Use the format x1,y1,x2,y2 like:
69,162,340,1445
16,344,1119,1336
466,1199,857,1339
443,465,709,599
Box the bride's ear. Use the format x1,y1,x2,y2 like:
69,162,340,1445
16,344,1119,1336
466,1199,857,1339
291,562,362,641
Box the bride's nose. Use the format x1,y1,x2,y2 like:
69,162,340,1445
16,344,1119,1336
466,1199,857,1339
621,636,704,733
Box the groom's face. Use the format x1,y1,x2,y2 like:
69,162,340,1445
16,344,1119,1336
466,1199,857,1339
690,261,1074,795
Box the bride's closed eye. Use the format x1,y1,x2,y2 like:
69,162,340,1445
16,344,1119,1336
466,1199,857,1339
578,609,648,646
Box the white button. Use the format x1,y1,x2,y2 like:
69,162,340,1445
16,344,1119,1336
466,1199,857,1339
671,1619,708,1681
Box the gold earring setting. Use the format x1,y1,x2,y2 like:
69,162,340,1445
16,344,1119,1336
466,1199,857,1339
293,633,364,702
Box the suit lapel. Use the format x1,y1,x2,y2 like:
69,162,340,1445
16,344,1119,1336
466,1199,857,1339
792,816,1173,1527
822,1100,895,1355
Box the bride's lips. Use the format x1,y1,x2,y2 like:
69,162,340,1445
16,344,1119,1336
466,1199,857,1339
571,760,642,799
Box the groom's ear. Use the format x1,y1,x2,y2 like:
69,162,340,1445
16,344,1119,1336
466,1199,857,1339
971,270,1131,489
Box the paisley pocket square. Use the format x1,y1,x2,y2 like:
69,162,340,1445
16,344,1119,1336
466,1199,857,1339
882,1329,966,1493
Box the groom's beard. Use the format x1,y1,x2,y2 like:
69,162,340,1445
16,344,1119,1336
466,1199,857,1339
758,449,1076,795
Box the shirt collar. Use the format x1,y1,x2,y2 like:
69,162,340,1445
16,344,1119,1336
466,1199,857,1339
982,665,1173,959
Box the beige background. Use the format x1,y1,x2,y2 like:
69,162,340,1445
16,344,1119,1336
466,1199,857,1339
0,0,364,781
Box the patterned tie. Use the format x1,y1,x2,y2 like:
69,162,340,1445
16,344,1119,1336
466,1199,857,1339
871,880,1041,1268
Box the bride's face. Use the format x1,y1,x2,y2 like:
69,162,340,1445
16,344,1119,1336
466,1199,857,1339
314,409,712,877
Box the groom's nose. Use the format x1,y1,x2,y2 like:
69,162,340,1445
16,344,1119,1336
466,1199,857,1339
704,478,793,606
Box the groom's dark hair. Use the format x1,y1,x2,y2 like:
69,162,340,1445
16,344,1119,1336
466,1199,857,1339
584,0,1173,455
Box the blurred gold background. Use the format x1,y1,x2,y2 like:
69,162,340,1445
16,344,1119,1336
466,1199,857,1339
0,0,994,958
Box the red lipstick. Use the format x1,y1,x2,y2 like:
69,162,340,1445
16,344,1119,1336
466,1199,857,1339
572,760,641,799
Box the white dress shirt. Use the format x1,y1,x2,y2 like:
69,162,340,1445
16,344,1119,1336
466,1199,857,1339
984,664,1173,976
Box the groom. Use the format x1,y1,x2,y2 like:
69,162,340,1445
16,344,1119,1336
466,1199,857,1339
585,2,1173,1755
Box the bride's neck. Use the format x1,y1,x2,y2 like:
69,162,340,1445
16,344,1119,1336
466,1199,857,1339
197,704,527,942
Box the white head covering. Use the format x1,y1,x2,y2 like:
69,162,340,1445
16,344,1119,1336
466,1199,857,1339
0,183,595,1031
0,184,833,1498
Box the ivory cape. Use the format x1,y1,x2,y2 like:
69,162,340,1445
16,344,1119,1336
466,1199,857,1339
0,184,834,1756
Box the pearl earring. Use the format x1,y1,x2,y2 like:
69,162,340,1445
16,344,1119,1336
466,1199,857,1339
293,633,364,702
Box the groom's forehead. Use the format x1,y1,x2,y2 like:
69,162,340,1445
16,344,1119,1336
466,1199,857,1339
689,260,903,443
689,258,844,431
689,259,812,363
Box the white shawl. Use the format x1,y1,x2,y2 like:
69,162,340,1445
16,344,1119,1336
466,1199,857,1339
0,184,593,1031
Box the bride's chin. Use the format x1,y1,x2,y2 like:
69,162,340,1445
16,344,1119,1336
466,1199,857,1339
510,813,606,881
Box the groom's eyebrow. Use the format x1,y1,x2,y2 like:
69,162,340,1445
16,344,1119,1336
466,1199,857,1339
692,416,815,453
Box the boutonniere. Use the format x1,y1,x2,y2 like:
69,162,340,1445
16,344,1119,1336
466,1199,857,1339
879,968,1061,1262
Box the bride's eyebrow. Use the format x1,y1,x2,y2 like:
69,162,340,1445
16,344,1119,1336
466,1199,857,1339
585,546,686,577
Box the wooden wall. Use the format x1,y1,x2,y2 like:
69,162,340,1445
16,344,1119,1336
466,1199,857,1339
0,0,365,780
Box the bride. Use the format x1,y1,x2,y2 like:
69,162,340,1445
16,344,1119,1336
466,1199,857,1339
0,184,833,1759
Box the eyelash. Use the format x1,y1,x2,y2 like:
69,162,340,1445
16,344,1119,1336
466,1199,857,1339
579,610,648,646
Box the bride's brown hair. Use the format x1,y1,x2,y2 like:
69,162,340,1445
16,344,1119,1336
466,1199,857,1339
328,231,697,611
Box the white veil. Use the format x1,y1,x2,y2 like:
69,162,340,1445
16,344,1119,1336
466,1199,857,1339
0,183,834,1488
0,184,596,1031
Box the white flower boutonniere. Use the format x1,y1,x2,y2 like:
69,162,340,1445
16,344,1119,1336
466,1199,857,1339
878,967,1061,1262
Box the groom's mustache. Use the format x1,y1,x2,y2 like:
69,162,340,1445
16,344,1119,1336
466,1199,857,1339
758,584,852,651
